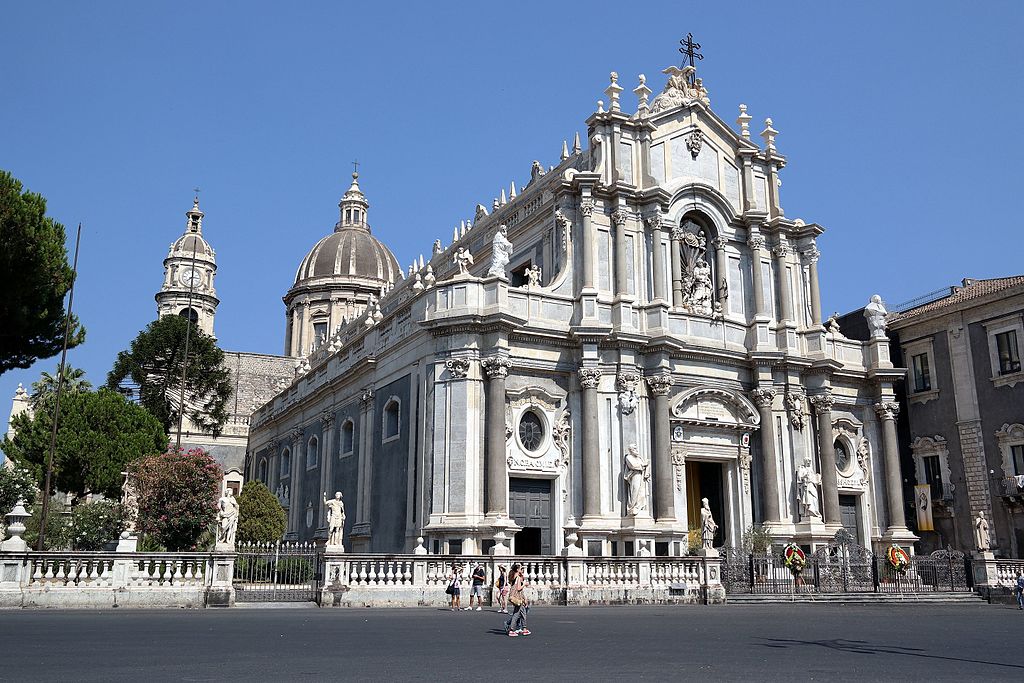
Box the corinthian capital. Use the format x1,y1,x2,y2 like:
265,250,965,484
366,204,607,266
577,367,602,389
809,391,835,413
360,387,375,408
747,235,766,251
802,246,821,264
771,242,789,258
750,387,777,409
445,358,471,379
611,208,630,226
645,373,674,396
481,354,513,380
874,401,900,421
320,410,335,428
579,199,595,217
710,236,728,250
645,213,663,230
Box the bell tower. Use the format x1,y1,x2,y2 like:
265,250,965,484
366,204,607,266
155,196,220,337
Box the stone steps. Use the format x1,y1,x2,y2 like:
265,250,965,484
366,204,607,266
726,591,985,605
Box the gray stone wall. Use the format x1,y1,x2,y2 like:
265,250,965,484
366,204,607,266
370,375,412,552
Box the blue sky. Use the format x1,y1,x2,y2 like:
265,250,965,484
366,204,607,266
3,1,1023,439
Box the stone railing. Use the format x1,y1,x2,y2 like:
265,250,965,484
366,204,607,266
994,559,1024,587
321,553,724,608
0,550,236,608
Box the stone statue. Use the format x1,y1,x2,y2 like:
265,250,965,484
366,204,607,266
120,471,139,533
432,239,443,255
796,456,822,520
524,265,542,288
216,489,239,547
826,312,842,335
487,225,513,278
864,294,888,339
623,444,650,516
324,491,346,548
453,247,474,275
973,511,991,552
690,259,713,315
700,498,718,550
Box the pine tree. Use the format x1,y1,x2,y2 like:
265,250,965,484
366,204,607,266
237,480,287,544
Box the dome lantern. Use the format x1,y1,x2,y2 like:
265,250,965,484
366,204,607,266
337,172,370,231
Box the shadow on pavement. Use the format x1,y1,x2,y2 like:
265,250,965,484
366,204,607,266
760,638,1024,671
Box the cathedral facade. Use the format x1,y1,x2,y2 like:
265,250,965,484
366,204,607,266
245,59,916,557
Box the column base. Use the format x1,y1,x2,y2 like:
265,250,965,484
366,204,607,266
880,526,919,548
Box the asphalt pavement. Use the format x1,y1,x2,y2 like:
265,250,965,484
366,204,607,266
1,602,1021,681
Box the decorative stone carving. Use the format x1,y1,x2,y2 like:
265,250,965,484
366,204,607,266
750,387,776,409
216,489,239,548
623,444,650,516
686,129,704,159
616,372,640,415
747,234,765,251
796,456,822,520
785,389,805,431
289,427,303,443
864,294,889,339
424,265,436,289
523,265,542,289
432,239,443,255
645,213,662,230
577,367,601,390
360,388,375,409
453,247,474,275
445,358,471,379
320,410,335,429
874,401,899,421
700,497,718,551
810,392,835,414
857,437,871,483
671,450,686,492
487,225,513,278
802,246,821,264
120,471,139,534
553,409,572,501
579,198,595,217
710,236,727,250
650,64,709,114
324,492,346,549
645,373,673,396
611,208,630,226
675,226,713,316
739,448,752,494
481,354,512,380
974,511,991,552
771,242,789,258
826,312,843,336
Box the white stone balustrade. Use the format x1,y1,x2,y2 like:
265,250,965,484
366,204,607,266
993,559,1024,587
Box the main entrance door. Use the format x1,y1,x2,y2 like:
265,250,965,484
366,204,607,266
685,461,726,546
838,495,860,544
509,478,552,555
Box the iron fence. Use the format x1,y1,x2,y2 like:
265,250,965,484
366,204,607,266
233,542,322,603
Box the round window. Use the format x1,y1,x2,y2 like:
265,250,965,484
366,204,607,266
518,411,545,452
835,441,850,472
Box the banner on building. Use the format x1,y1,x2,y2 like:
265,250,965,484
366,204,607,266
915,484,934,532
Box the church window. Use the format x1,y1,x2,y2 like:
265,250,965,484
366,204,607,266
179,307,199,325
340,419,355,456
345,208,352,223
1012,445,1024,476
313,320,328,346
383,398,400,442
518,410,545,452
911,353,931,392
306,436,319,469
921,455,943,499
834,440,851,473
996,330,1020,374
258,458,268,483
280,449,291,478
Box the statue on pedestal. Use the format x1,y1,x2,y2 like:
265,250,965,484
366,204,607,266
796,456,822,520
864,294,888,339
487,225,513,278
216,489,239,547
700,498,718,550
454,247,474,275
623,444,649,516
324,491,346,548
974,511,991,552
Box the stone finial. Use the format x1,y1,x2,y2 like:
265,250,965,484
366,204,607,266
737,104,751,138
572,132,582,155
418,254,425,270
761,117,778,152
414,536,427,555
424,265,436,289
633,74,651,118
412,272,424,292
500,188,507,205
561,140,569,161
2,500,30,551
597,99,605,114
605,72,623,112
509,181,517,200
452,227,459,243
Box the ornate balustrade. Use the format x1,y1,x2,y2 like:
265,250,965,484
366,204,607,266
994,560,1024,587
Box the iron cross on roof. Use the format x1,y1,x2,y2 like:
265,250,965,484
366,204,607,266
679,33,703,84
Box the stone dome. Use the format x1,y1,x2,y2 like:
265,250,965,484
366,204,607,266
294,226,400,284
172,232,214,259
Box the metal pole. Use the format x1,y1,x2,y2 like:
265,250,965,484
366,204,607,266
37,224,82,551
174,237,200,452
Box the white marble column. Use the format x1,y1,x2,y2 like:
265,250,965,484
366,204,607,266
612,208,629,297
748,234,767,317
647,214,667,302
579,367,602,519
712,236,728,313
646,374,675,523
810,392,840,526
318,411,335,530
670,226,684,308
804,245,822,327
580,199,595,290
353,388,375,542
750,387,780,523
482,354,512,517
772,241,793,323
288,427,303,534
875,401,909,531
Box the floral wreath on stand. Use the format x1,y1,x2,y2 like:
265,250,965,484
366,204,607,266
887,544,910,574
783,543,806,574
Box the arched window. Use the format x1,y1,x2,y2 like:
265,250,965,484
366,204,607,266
280,449,291,478
306,436,319,469
383,398,400,442
340,419,355,456
258,457,268,483
178,307,199,324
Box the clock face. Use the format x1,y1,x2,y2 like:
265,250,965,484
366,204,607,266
180,268,202,288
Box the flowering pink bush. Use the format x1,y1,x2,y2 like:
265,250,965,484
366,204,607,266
128,447,223,551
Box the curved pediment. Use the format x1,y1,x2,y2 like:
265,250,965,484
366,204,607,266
671,386,759,429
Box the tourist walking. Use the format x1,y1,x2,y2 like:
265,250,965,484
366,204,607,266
469,563,486,610
495,565,509,613
1016,571,1024,610
447,563,463,611
504,563,530,637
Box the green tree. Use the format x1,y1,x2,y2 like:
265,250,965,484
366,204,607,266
237,480,287,544
29,364,91,409
1,388,167,499
128,447,222,551
0,463,38,515
106,316,232,437
66,500,125,551
0,170,85,375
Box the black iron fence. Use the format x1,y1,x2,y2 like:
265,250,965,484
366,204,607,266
233,542,322,603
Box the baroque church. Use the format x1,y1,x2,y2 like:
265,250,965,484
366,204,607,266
236,55,917,557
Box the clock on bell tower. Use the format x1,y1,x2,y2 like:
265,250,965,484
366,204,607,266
155,196,220,337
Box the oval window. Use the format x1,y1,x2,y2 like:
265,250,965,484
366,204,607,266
835,441,850,472
518,411,545,452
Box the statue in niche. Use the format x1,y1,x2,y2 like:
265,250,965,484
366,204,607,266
690,259,713,315
487,225,513,278
796,456,822,520
324,491,346,548
864,295,889,339
216,489,239,547
623,444,649,516
523,265,542,289
453,247,474,275
700,498,718,549
974,511,991,552
676,226,715,317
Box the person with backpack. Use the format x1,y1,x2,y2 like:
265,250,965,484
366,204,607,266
446,562,463,611
494,565,509,613
503,563,530,637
